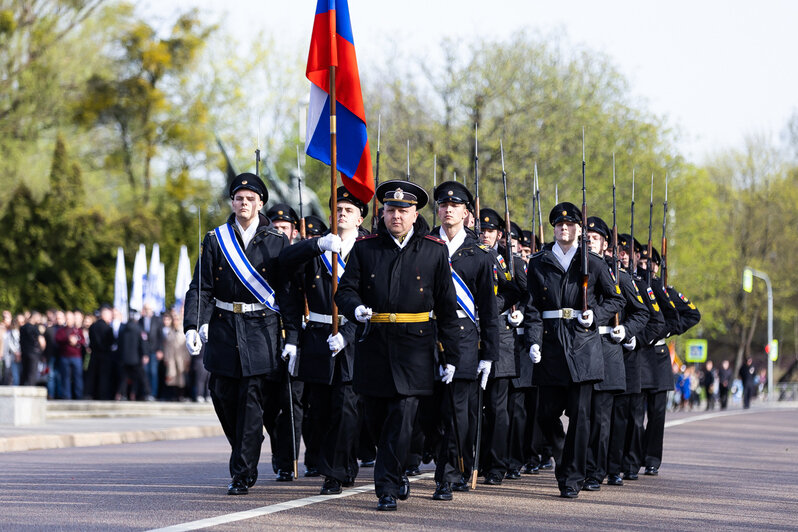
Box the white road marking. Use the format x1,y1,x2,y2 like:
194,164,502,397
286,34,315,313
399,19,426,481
664,405,797,428
149,472,434,532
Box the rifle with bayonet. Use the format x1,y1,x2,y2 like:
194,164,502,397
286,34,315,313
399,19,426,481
581,129,589,315
500,141,514,281
661,174,668,288
432,154,437,228
630,170,637,274
535,164,543,248
647,173,654,285
611,153,619,327
474,124,481,235
371,115,380,233
531,166,537,253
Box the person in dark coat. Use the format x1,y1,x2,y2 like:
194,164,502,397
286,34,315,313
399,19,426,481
476,211,524,485
279,186,367,495
523,202,625,498
739,357,756,408
607,234,664,486
139,303,164,400
583,221,649,491
115,316,148,400
718,359,733,409
428,182,500,501
642,247,700,476
183,173,302,496
335,179,462,512
85,306,114,400
19,311,46,386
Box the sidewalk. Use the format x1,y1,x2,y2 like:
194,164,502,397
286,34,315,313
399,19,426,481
0,400,223,453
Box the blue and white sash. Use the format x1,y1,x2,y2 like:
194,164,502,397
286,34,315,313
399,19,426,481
450,260,476,323
214,223,280,312
321,251,346,283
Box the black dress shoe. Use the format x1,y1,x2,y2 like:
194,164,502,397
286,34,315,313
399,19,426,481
398,475,410,500
583,478,601,491
607,474,624,486
422,451,434,464
360,459,375,468
245,473,258,488
276,470,293,482
432,481,453,501
305,467,320,477
560,486,579,499
624,471,639,481
484,473,503,485
342,476,355,487
377,494,397,511
539,460,554,470
644,466,659,476
405,466,421,477
227,478,248,495
320,477,342,495
523,463,540,474
452,477,470,492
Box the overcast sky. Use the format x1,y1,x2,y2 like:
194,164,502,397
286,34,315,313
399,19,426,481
142,0,798,161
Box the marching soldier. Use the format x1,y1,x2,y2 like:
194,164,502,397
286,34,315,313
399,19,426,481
336,179,463,511
642,247,701,476
429,182,500,501
606,234,664,486
477,208,524,485
583,218,649,491
183,173,302,495
279,186,368,495
303,214,328,238
523,202,625,498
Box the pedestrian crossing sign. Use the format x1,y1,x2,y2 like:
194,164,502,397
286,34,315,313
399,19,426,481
685,339,708,363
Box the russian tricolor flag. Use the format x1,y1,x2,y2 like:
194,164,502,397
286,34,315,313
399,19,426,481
306,0,374,204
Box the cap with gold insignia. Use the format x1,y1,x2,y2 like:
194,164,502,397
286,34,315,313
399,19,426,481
520,230,533,249
229,172,268,202
509,221,523,241
433,181,474,207
618,233,634,254
586,216,610,240
303,215,328,237
650,246,661,265
376,179,428,209
479,208,504,230
266,203,299,225
549,202,582,226
330,185,369,217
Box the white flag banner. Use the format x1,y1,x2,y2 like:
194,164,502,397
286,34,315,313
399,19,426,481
113,247,129,322
174,245,191,309
145,244,164,314
130,244,147,313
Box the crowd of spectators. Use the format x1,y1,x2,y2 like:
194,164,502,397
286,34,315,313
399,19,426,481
670,358,762,411
0,305,210,402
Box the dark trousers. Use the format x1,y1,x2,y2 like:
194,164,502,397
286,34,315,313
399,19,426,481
21,354,40,387
84,354,114,400
719,385,730,409
57,356,83,399
209,373,267,481
363,395,420,498
608,392,644,476
264,375,303,473
537,383,593,491
481,376,510,476
586,390,614,482
743,384,754,408
435,379,477,483
305,381,360,483
507,385,534,471
407,390,442,471
643,390,667,468
117,363,149,399
357,399,377,462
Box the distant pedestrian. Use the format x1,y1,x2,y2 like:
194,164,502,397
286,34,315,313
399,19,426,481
718,359,732,409
739,357,756,409
700,360,715,410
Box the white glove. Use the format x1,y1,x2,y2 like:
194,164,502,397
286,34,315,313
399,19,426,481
623,336,637,350
185,330,202,356
577,309,594,328
317,233,342,253
507,310,524,327
327,333,346,356
281,344,298,375
355,305,372,323
440,364,456,384
529,344,541,364
477,360,492,390
198,323,209,343
610,325,626,343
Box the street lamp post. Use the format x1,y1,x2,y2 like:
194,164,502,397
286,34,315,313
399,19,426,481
742,266,773,400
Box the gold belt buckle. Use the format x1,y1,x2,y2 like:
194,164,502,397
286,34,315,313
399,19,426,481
562,308,573,319
389,313,397,323
233,303,243,314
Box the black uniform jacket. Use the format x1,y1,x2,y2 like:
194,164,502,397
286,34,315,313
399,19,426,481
523,243,625,386
667,286,701,335
492,246,526,379
184,213,302,380
594,260,650,393
279,235,359,385
639,273,676,391
335,218,462,398
118,320,145,366
431,226,500,380
511,259,535,389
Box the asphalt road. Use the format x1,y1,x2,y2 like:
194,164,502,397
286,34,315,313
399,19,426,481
1,406,796,531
